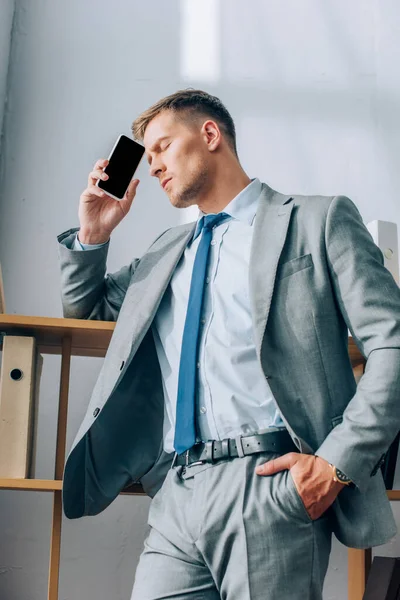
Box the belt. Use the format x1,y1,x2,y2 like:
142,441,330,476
173,429,299,468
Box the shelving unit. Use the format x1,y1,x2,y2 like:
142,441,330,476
0,314,398,600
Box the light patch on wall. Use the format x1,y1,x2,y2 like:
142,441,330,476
180,0,220,83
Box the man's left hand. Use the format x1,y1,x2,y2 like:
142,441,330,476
255,453,345,520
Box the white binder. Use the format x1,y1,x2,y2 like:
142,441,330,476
0,335,42,478
366,219,399,286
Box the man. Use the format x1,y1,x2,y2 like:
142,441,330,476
57,89,400,599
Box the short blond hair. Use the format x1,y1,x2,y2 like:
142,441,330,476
131,89,238,156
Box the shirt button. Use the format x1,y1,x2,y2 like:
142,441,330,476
200,406,207,414
210,240,216,246
201,318,206,324
206,277,210,284
197,362,200,368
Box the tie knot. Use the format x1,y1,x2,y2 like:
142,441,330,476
202,212,230,232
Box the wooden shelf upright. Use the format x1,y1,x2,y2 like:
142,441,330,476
0,314,398,600
0,315,144,600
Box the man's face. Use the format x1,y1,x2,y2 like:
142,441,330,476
143,110,213,208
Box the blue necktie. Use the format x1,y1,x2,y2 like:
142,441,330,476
173,212,230,455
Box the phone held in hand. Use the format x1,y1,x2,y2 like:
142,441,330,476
96,134,145,200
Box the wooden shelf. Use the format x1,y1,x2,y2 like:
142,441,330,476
0,478,63,491
388,490,400,501
0,314,115,357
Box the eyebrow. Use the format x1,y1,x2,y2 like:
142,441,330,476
146,136,171,163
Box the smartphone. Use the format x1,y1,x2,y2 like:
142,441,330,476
96,134,145,200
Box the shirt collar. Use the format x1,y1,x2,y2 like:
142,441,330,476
192,177,262,241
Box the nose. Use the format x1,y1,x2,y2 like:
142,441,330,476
149,159,165,179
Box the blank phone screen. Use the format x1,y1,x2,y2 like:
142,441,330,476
98,135,145,199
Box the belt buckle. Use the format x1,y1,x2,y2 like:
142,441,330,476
185,446,204,468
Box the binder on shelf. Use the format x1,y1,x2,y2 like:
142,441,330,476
366,219,399,286
0,335,43,478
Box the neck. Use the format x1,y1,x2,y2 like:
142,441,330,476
197,162,252,214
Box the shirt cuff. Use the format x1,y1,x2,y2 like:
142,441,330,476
74,233,109,250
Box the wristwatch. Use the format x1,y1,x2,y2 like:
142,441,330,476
329,463,354,487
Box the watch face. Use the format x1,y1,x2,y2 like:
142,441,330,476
336,468,352,484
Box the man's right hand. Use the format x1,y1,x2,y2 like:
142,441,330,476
78,158,140,244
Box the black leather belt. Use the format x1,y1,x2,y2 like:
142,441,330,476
173,429,299,467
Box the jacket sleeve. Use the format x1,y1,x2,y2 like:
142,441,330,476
56,227,140,322
315,195,400,492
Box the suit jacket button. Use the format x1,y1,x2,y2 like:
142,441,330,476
93,407,100,418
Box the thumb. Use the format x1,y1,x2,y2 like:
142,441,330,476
123,178,140,208
255,452,299,476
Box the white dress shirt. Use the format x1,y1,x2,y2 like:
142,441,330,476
74,177,285,453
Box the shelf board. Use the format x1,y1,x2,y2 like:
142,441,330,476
0,314,115,357
388,490,400,501
0,478,63,491
0,314,365,365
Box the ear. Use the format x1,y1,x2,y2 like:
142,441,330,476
201,119,222,152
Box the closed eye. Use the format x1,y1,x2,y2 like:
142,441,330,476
147,140,172,165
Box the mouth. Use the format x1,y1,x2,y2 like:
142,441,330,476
162,178,172,189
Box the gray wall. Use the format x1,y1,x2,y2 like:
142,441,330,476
0,0,16,158
1,1,400,598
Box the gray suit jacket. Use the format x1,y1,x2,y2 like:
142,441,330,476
57,182,400,549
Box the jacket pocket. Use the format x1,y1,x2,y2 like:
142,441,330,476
277,253,313,280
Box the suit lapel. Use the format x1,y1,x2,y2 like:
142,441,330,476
119,223,196,360
249,184,295,360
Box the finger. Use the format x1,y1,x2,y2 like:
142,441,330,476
94,158,109,171
255,452,299,476
88,169,109,187
84,183,108,199
120,179,140,210
88,159,109,186
127,178,140,199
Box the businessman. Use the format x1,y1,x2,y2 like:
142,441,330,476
57,89,400,599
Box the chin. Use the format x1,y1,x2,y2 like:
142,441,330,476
167,189,184,208
167,182,198,209
168,194,181,208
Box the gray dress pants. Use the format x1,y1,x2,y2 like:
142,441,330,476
130,451,333,600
